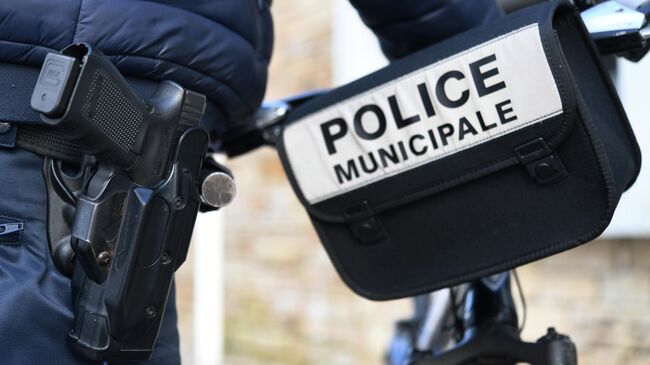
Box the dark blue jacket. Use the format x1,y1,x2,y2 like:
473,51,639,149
351,0,503,60
0,0,273,135
0,0,500,135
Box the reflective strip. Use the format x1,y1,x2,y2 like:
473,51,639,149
284,24,563,204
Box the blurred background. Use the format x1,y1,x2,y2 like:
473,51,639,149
175,1,650,364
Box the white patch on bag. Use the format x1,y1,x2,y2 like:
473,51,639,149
284,24,563,204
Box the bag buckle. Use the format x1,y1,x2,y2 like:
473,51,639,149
345,201,387,244
515,138,568,185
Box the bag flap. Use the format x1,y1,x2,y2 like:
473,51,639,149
278,1,581,223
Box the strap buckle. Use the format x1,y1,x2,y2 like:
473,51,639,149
515,138,568,185
345,201,387,244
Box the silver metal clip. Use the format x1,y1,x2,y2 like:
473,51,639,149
0,222,24,236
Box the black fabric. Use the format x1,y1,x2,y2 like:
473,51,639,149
277,0,641,300
349,0,503,60
552,10,640,194
16,125,83,164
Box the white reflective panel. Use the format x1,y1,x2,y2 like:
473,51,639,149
289,25,562,204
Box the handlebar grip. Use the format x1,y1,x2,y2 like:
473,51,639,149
31,43,204,187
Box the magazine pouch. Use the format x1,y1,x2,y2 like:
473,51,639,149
277,0,641,300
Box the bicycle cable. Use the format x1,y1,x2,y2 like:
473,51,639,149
448,284,472,342
512,269,527,334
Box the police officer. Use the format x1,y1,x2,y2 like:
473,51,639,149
0,0,501,363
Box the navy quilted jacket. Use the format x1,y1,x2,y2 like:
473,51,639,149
0,0,500,136
0,0,273,135
351,0,503,60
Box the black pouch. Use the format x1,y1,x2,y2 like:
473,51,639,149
277,0,641,300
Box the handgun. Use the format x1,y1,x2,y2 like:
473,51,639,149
31,43,218,361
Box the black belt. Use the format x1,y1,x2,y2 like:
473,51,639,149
0,63,221,161
0,122,82,164
16,124,83,163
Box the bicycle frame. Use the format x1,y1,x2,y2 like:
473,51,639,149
388,273,576,365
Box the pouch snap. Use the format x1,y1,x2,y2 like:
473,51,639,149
515,138,568,185
345,202,387,244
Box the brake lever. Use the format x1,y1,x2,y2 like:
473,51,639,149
255,99,290,146
581,0,650,61
625,23,650,61
642,22,650,37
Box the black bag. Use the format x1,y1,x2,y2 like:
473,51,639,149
277,0,641,300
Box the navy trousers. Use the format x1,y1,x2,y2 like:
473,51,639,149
0,145,181,364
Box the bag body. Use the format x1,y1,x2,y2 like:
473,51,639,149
277,0,641,300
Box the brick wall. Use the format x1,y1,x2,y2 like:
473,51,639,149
520,240,650,364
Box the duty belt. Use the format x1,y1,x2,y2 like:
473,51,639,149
0,63,219,163
0,122,83,163
14,124,83,163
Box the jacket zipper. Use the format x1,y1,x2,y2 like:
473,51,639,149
0,222,23,236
